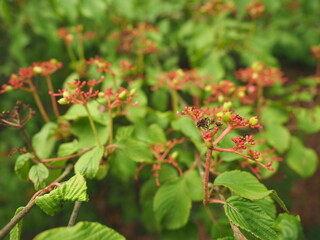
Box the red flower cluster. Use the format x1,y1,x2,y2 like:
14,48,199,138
0,60,62,94
246,0,265,19
205,80,249,104
198,0,236,15
135,138,185,186
58,26,96,45
50,77,104,105
98,87,138,110
109,22,159,55
232,135,255,150
152,69,208,91
85,57,136,74
235,62,287,87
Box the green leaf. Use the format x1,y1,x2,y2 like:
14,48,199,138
161,221,198,240
286,137,318,178
35,173,88,216
274,213,303,240
261,105,289,125
224,196,278,240
183,170,203,202
117,138,153,163
214,171,289,212
75,146,104,179
109,150,136,182
253,197,276,219
63,101,108,125
154,178,191,230
9,207,24,240
32,122,58,159
115,126,134,142
134,123,167,144
294,107,320,134
57,140,80,157
33,221,125,240
71,118,109,148
214,170,271,200
265,124,290,153
29,163,49,190
15,153,33,180
151,88,169,111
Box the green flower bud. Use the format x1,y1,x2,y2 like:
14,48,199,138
222,112,232,122
33,66,43,74
216,112,224,118
63,91,71,98
118,91,127,100
171,151,179,159
249,116,259,126
4,85,13,92
237,91,245,98
218,95,224,102
50,58,58,65
222,101,232,110
58,98,68,105
204,85,212,92
98,92,105,98
129,88,137,95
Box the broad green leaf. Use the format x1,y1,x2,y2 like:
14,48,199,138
57,140,80,157
253,197,276,219
161,221,198,240
214,170,271,200
109,151,136,182
286,137,318,178
134,123,167,144
154,178,191,230
29,163,49,190
71,118,109,148
274,213,303,240
224,196,278,240
32,122,58,159
115,126,134,142
63,101,108,125
214,171,288,212
75,146,104,179
15,153,33,180
117,138,153,163
184,170,203,201
9,207,24,240
261,105,289,125
33,221,125,240
171,117,203,152
294,107,320,134
35,173,88,216
151,88,169,111
265,124,290,153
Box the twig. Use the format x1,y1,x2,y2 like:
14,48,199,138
68,201,82,227
203,148,212,205
0,192,45,239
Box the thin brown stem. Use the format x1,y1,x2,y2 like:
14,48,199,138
45,76,60,119
68,201,82,227
203,148,212,205
28,80,50,123
41,148,93,163
0,195,41,239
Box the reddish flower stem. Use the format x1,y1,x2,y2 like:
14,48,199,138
212,125,233,145
45,76,60,119
203,148,212,205
27,79,50,123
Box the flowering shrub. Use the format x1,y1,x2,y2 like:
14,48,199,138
0,1,319,239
